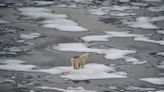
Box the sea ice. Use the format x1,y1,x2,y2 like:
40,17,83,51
37,86,96,92
148,6,164,12
0,20,9,23
34,1,55,5
18,7,88,32
124,57,148,65
20,33,42,40
81,31,164,45
156,61,164,69
52,43,136,60
126,86,155,91
0,59,128,80
157,30,164,34
157,52,164,56
140,77,164,85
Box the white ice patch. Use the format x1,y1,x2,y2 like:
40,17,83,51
140,77,164,85
87,6,139,16
123,16,164,29
157,52,164,56
81,31,164,45
157,30,164,34
148,6,164,12
0,59,127,80
34,1,55,5
126,86,155,91
124,57,148,65
156,61,164,69
20,33,42,40
18,7,87,32
0,59,36,71
52,43,136,60
122,17,158,29
0,20,9,23
37,86,96,92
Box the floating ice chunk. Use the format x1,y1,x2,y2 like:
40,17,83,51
157,52,164,56
18,7,87,32
140,77,164,85
148,6,164,12
118,0,130,3
111,6,139,11
150,16,164,22
34,1,55,5
37,86,96,92
157,30,164,34
122,17,159,29
131,2,149,7
20,33,42,40
52,43,136,60
124,57,148,65
156,61,164,69
126,86,155,91
81,35,110,42
0,59,36,71
0,59,127,80
8,47,23,52
60,63,127,80
134,36,164,45
0,20,9,23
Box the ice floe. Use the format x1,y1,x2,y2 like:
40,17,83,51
0,59,36,71
0,59,128,80
156,61,164,69
34,1,55,5
126,86,155,91
52,43,136,60
18,7,87,32
140,77,164,85
157,52,164,56
143,0,162,2
87,6,139,16
109,11,136,17
37,86,96,92
0,20,9,23
81,31,164,45
122,16,164,29
124,57,148,65
20,33,42,40
157,30,164,34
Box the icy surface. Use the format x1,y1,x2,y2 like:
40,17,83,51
20,33,42,40
0,59,36,71
18,7,88,32
34,1,55,5
140,77,164,85
156,61,164,69
124,57,148,65
157,52,164,56
37,86,96,92
81,31,164,45
52,43,136,60
157,30,164,34
156,90,164,92
0,20,9,23
126,86,155,91
0,59,127,80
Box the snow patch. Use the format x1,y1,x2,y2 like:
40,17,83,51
52,43,136,60
156,61,164,69
126,86,155,91
140,77,164,85
34,1,55,5
157,31,164,35
20,33,42,40
124,57,148,65
157,52,164,56
37,86,96,92
148,6,164,12
0,20,9,23
18,7,87,32
0,59,127,80
81,31,164,45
